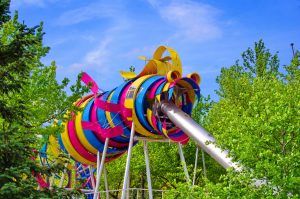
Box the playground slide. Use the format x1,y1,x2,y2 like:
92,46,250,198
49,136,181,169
160,100,241,171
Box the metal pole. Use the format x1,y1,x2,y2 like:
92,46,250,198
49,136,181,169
103,165,109,199
160,101,241,171
95,152,100,185
49,173,55,190
178,143,190,182
94,151,100,197
126,174,130,199
59,162,69,188
192,147,199,186
93,138,110,199
143,141,153,199
202,149,207,178
121,123,135,199
89,166,96,190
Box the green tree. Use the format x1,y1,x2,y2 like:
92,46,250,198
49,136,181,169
167,40,300,198
0,1,87,198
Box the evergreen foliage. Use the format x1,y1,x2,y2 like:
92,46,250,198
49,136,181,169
0,1,87,198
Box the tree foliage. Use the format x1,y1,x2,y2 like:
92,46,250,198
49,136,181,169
167,40,300,198
0,1,87,198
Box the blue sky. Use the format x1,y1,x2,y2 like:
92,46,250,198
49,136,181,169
11,0,300,100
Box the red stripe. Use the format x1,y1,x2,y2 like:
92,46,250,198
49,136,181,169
81,121,123,138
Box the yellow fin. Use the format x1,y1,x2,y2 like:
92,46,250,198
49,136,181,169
138,56,148,60
120,71,137,79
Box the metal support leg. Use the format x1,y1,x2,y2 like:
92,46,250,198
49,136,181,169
59,162,69,188
121,123,135,199
202,149,207,178
89,166,96,190
126,174,130,199
95,152,100,187
103,165,109,199
178,143,190,182
192,147,199,186
143,141,153,199
93,138,110,199
49,173,55,190
94,151,100,198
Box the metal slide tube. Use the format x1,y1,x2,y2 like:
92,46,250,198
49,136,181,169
160,101,241,171
89,166,95,190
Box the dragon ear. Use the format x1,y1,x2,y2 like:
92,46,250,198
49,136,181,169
166,70,180,82
187,72,201,85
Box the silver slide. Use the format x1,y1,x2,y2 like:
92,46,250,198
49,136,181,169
160,101,242,171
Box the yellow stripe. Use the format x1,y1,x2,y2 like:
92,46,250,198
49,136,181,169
162,82,170,93
61,119,96,166
146,108,154,128
74,96,117,158
74,97,98,155
48,126,73,169
105,91,115,128
162,126,168,137
125,75,157,137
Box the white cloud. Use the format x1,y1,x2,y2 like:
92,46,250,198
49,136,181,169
84,36,112,67
59,1,130,76
57,1,123,26
65,34,122,91
148,0,222,42
67,35,113,74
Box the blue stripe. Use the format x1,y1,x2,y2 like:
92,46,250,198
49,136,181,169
109,81,132,138
155,80,167,134
82,98,122,154
96,89,129,143
135,76,163,134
